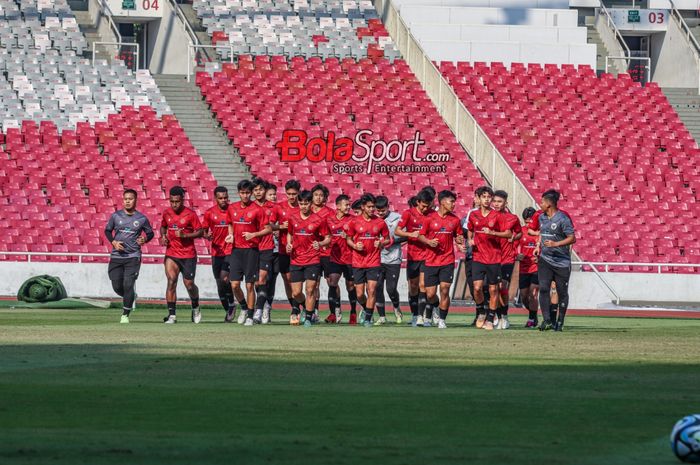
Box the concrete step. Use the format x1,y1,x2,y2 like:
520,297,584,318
153,74,249,186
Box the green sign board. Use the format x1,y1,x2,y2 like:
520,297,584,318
122,0,136,9
628,10,640,23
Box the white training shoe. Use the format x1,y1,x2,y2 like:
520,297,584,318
262,302,271,324
416,315,424,326
493,314,500,328
335,308,343,324
422,318,432,327
501,315,510,330
191,307,202,324
164,315,177,324
237,308,247,324
253,308,263,324
432,309,439,326
312,309,320,323
438,319,447,329
243,318,254,326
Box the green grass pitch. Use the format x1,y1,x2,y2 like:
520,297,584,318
0,307,698,465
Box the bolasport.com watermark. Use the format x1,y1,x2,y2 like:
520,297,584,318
275,129,450,175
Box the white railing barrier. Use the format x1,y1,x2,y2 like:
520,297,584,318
669,0,700,94
168,0,200,48
186,44,234,82
92,41,140,71
599,0,631,58
605,56,651,83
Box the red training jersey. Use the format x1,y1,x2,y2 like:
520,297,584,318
328,212,353,265
202,205,232,257
346,215,390,269
288,212,330,266
423,210,464,267
256,201,278,251
397,207,428,262
518,222,539,275
226,201,267,249
313,205,334,257
467,208,505,265
276,200,299,256
161,207,202,259
499,211,522,265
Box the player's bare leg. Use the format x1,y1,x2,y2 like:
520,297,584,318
164,258,181,323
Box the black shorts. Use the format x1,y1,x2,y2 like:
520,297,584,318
259,249,277,273
228,248,259,282
108,257,141,282
472,261,500,284
290,264,322,283
320,256,332,278
328,260,354,280
279,253,291,274
407,260,425,280
353,266,383,284
211,255,230,279
519,272,539,289
165,256,197,280
424,264,455,287
500,263,515,283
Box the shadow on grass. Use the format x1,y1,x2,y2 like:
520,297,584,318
0,344,697,465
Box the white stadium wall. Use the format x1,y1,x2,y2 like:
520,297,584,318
392,0,571,9
395,2,595,67
410,24,587,43
419,40,596,67
399,6,579,27
650,13,700,87
2,262,699,309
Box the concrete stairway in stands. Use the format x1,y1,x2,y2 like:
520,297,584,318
585,15,613,74
154,74,249,191
663,87,700,145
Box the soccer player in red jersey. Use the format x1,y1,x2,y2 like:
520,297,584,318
225,179,271,326
159,186,204,324
395,189,432,327
491,190,522,330
467,186,512,331
326,194,357,324
518,207,540,328
460,194,480,325
252,178,278,324
277,179,301,319
311,184,333,322
263,183,280,323
202,186,236,322
286,190,331,327
419,190,465,329
345,194,390,327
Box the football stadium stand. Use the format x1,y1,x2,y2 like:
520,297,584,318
439,60,700,268
192,0,401,60
196,55,485,211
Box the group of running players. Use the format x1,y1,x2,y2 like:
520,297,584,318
104,178,576,331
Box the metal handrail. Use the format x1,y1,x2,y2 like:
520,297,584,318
605,55,651,82
167,0,200,46
186,43,234,81
669,0,700,54
92,41,140,70
599,0,631,59
668,0,700,93
2,251,699,273
95,0,122,43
